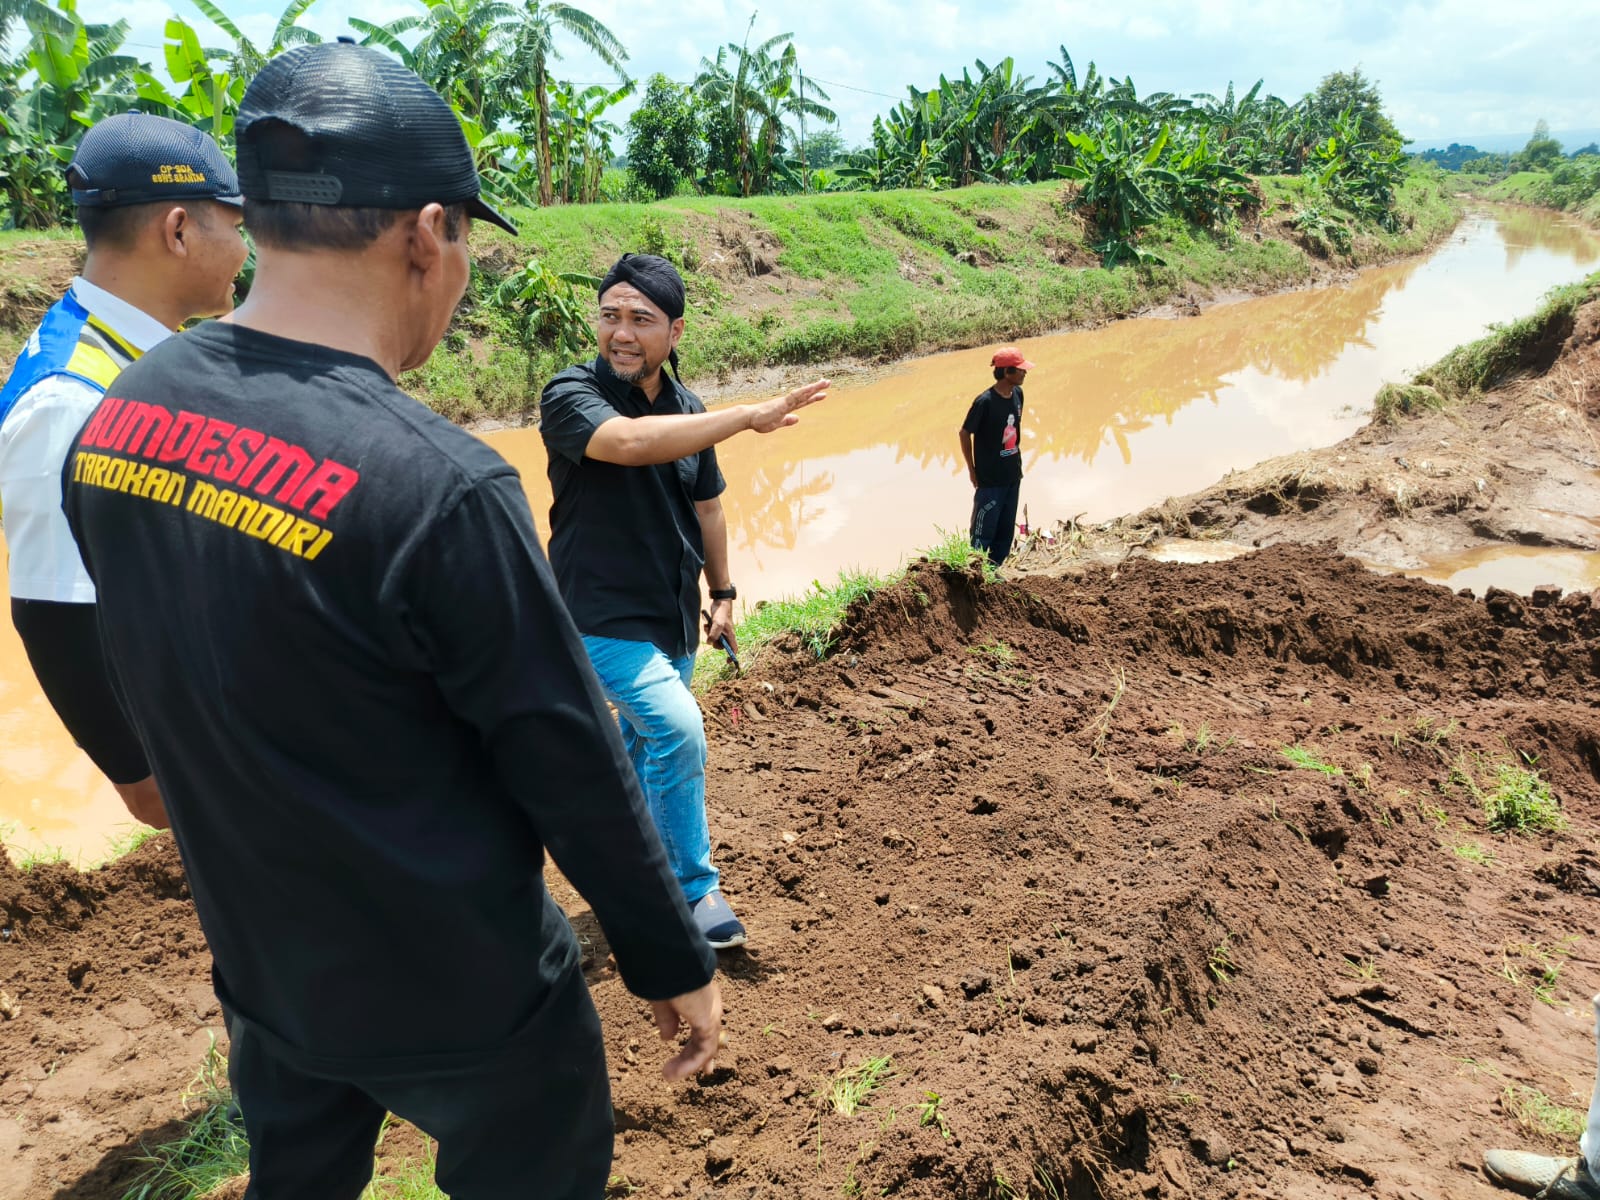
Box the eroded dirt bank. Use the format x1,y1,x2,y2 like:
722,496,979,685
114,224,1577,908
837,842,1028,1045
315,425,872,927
1026,291,1600,574
6,546,1600,1199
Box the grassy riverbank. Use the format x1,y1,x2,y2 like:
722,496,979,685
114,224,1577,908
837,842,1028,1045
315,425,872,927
414,168,1459,421
1468,170,1600,224
0,168,1459,426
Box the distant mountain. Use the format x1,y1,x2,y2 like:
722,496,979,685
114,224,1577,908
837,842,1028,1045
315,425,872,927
1408,128,1600,155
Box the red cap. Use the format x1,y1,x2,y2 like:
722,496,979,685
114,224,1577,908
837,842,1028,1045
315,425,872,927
991,347,1036,370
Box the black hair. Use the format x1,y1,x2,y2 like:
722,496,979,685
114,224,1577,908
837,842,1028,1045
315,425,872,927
244,200,465,251
994,366,1009,381
77,202,170,251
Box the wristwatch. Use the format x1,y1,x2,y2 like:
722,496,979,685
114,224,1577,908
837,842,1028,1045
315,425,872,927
709,585,737,601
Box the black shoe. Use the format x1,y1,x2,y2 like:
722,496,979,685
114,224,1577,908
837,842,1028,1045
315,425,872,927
690,891,746,950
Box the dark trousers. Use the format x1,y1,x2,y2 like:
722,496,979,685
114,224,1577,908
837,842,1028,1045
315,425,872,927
970,484,1021,566
227,974,612,1200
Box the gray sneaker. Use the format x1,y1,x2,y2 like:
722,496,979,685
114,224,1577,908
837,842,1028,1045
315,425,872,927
690,890,746,951
1483,1150,1600,1198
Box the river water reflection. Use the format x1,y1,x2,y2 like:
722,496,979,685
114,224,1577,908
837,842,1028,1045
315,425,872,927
4,206,1598,859
490,207,1600,603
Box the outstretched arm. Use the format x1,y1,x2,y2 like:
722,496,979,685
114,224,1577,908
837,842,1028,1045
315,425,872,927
584,379,830,466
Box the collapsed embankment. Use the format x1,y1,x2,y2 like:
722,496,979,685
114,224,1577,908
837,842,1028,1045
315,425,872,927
1011,271,1600,576
7,544,1600,1199
1,170,1460,425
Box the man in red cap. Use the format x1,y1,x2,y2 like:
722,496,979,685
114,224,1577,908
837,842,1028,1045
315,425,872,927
959,346,1034,566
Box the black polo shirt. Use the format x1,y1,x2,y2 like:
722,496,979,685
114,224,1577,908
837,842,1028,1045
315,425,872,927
540,357,725,660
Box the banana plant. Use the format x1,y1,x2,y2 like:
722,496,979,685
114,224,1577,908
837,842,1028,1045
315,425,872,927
1057,118,1180,265
1,0,139,226
133,17,246,146
546,78,633,204
182,0,322,76
492,257,601,358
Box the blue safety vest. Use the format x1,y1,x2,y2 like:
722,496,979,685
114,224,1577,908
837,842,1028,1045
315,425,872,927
0,289,136,432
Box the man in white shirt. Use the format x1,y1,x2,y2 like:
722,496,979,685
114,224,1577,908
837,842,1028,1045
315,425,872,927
0,113,248,829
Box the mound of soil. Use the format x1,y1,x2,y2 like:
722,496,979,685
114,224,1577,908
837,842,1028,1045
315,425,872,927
7,545,1600,1199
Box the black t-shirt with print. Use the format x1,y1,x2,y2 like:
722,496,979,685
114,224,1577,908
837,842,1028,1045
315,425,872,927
962,385,1024,488
61,323,713,1069
540,356,725,660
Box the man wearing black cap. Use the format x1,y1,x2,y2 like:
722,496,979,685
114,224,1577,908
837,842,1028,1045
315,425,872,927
541,253,828,952
0,112,248,832
62,44,721,1200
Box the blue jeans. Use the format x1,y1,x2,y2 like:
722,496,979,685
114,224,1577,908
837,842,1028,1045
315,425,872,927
971,484,1021,565
580,635,718,904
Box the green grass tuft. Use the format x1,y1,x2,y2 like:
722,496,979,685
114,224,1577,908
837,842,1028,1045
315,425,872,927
16,844,71,872
1371,382,1449,424
1451,841,1495,865
1503,1084,1584,1141
1451,752,1565,834
1280,743,1343,777
363,1119,446,1200
921,527,998,581
119,1041,249,1200
740,569,890,659
692,566,895,693
102,826,166,862
824,1055,895,1117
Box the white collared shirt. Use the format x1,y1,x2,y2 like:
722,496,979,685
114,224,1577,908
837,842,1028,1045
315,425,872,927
0,277,172,602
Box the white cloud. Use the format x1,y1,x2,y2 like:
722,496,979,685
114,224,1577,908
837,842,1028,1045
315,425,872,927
1124,15,1170,39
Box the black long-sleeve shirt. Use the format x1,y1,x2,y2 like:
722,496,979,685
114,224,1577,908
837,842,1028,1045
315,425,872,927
62,323,713,1067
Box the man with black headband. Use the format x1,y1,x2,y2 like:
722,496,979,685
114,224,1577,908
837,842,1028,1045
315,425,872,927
541,252,828,951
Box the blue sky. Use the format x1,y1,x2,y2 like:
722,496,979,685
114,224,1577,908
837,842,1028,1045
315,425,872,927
89,0,1600,152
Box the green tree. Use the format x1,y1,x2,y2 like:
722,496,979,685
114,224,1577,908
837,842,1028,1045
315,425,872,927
547,77,631,203
1516,119,1564,171
386,0,514,130
626,72,699,199
182,0,322,76
1309,68,1400,146
695,19,832,196
133,17,248,147
800,127,845,169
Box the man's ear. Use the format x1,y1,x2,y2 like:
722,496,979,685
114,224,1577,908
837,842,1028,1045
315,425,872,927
669,316,685,349
409,203,449,276
161,206,191,257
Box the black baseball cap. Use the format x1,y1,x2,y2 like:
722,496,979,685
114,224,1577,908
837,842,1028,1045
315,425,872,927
235,41,517,235
67,113,242,209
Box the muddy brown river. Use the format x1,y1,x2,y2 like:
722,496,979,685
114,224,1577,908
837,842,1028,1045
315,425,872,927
4,206,1598,860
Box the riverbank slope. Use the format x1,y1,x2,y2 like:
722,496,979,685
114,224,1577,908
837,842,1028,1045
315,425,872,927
0,170,1459,424
1020,268,1600,578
